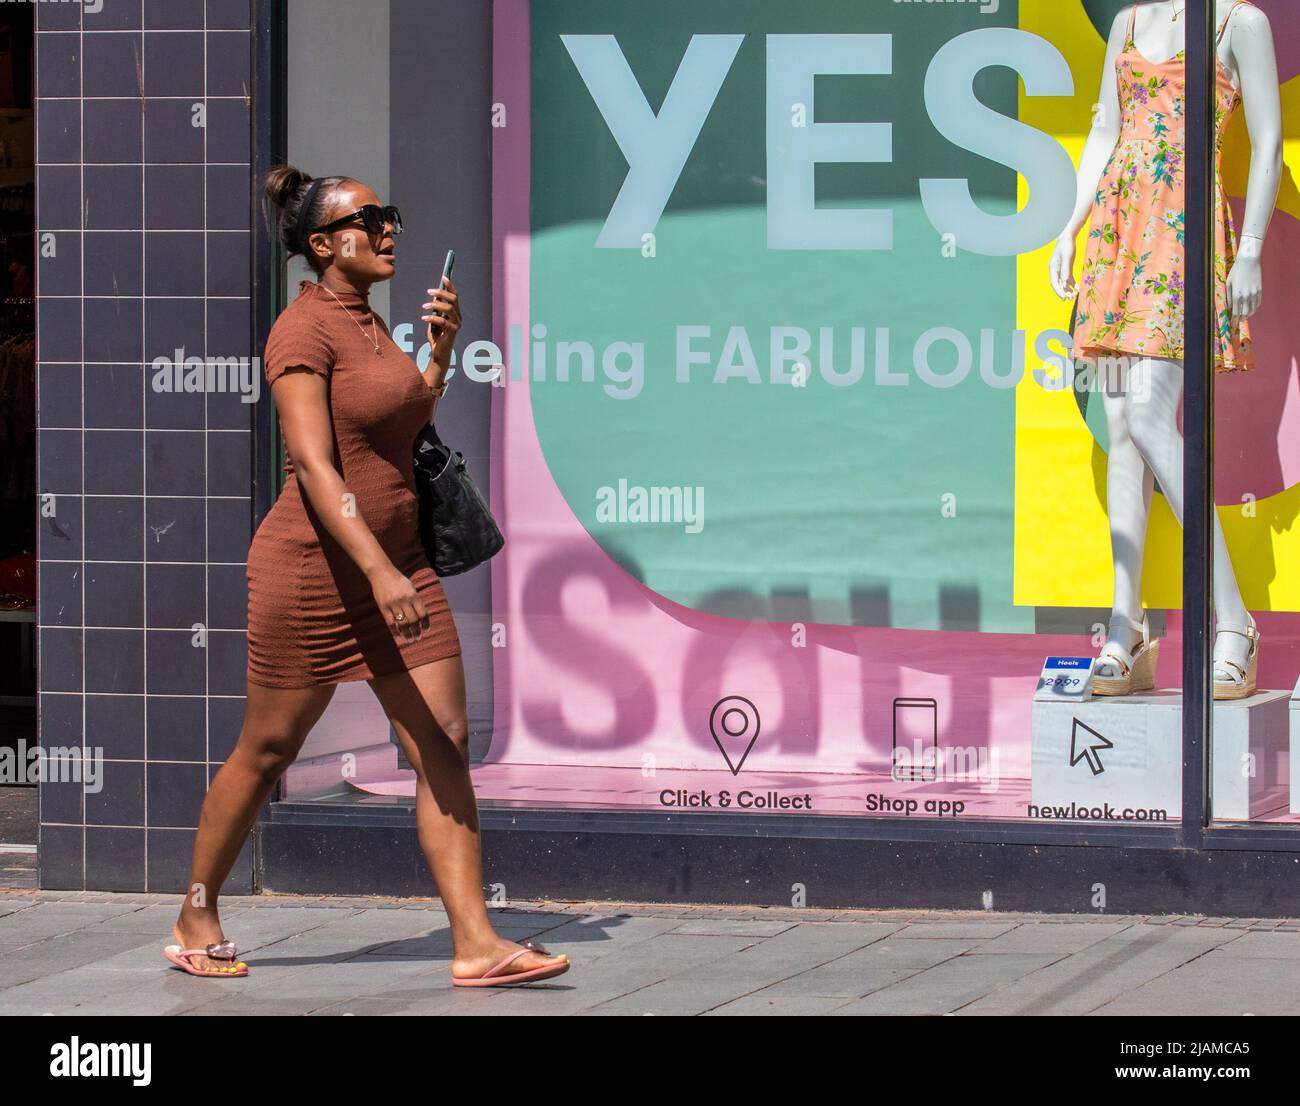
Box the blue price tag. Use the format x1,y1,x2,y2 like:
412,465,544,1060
1034,656,1095,702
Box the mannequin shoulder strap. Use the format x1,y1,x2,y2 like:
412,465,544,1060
1217,1,1249,45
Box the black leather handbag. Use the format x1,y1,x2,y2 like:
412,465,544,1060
412,423,504,576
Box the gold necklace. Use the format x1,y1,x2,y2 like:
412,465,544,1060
321,283,381,355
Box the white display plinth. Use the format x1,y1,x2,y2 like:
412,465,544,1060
1031,691,1181,821
1031,690,1290,823
1210,691,1289,820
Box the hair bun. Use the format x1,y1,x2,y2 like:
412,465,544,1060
265,164,311,209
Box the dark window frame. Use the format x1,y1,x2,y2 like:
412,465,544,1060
249,0,1300,861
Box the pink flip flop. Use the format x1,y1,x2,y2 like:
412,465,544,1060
452,940,570,988
163,939,249,978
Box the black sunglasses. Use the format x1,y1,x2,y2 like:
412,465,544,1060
313,204,403,237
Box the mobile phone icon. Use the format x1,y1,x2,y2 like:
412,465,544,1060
891,697,938,782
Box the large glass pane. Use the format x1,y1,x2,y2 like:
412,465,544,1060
277,0,1187,828
1206,0,1292,826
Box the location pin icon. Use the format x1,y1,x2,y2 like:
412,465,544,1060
709,696,761,776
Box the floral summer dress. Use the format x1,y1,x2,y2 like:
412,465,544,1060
1073,1,1252,373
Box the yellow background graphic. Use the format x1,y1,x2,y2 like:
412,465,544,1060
1014,0,1300,611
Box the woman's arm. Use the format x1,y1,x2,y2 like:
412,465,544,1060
1225,5,1282,319
272,370,431,640
1050,7,1129,299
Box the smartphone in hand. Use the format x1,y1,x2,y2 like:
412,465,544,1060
430,249,455,329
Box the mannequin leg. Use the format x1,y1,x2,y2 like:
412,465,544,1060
1096,359,1156,674
1125,357,1252,676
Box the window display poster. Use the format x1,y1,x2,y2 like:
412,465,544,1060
351,0,1300,824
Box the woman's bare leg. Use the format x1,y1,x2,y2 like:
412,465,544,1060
173,680,336,970
368,656,567,979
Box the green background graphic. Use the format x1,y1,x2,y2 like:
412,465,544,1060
529,0,1046,632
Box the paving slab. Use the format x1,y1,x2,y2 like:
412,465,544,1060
576,922,901,1016
1195,931,1300,959
958,925,1242,1016
1092,952,1300,1016
668,918,799,938
831,953,1063,1015
741,932,965,1000
965,921,1136,956
892,920,1023,941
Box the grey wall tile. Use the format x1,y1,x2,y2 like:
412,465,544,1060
84,362,144,429
205,428,248,495
85,1,143,32
83,295,142,360
146,561,205,627
38,825,84,890
205,628,246,696
36,34,81,98
83,99,144,163
39,560,81,626
144,165,204,227
84,561,144,627
84,164,143,228
84,627,144,694
36,97,80,163
38,428,83,492
84,495,144,561
37,361,82,427
85,759,144,826
36,4,83,32
83,429,143,494
84,230,143,295
147,694,206,761
206,0,251,31
146,761,206,828
39,494,83,561
39,626,83,692
144,295,203,360
82,32,141,98
207,32,250,97
206,562,245,629
145,496,205,561
37,294,82,361
144,230,204,295
206,497,249,562
204,97,248,163
146,0,205,30
37,165,83,229
144,32,204,97
86,692,146,760
35,229,81,293
207,694,243,761
145,628,206,694
145,429,206,495
84,826,145,892
143,98,205,163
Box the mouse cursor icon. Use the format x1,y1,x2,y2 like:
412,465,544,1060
1069,718,1113,776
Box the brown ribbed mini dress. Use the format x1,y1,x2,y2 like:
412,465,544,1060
245,279,461,688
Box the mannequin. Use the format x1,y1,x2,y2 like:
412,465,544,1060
1050,0,1282,698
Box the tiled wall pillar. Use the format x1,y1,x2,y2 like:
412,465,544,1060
35,0,255,891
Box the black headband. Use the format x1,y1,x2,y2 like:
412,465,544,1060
294,178,327,253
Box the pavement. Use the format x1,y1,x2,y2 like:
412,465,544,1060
2,885,1300,1015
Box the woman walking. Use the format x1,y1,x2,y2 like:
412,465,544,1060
164,166,569,987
